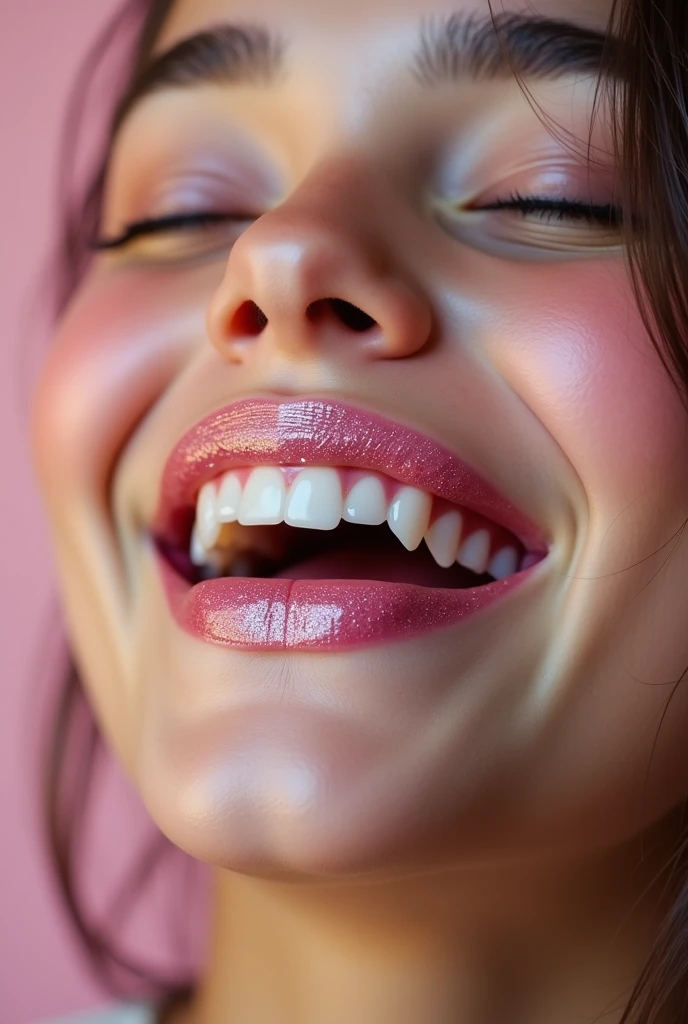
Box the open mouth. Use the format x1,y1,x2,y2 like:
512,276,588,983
153,398,549,650
158,465,537,590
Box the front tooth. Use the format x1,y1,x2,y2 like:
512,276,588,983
238,467,286,525
342,476,387,525
387,487,432,551
217,472,242,523
285,468,342,530
424,510,463,568
488,546,518,581
457,528,491,574
196,481,220,549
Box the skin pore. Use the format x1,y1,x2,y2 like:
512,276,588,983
30,0,688,1021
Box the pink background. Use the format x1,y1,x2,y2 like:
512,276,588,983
0,2,171,1021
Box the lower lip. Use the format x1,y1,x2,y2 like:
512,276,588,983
157,553,538,651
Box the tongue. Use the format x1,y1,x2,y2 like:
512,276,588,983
273,546,485,589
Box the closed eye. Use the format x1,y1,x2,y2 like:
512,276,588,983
474,190,622,228
92,211,255,250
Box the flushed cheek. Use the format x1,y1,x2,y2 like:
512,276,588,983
488,261,688,542
31,264,215,508
29,264,222,772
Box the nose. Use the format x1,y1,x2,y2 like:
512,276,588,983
206,164,433,364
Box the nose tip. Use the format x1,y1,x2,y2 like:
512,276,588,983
207,199,432,363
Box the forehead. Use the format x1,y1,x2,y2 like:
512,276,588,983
157,0,613,54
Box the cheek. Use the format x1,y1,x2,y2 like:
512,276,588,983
31,265,214,508
488,260,688,531
29,263,221,771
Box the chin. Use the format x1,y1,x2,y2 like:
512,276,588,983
132,688,470,879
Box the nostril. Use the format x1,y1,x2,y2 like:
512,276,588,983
307,298,378,333
331,299,377,333
231,300,268,337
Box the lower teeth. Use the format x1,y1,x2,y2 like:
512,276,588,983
189,531,493,590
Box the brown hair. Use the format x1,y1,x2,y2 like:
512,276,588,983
44,0,688,1021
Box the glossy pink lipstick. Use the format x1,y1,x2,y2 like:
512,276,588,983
154,398,549,650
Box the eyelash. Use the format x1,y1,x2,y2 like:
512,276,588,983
93,190,622,250
479,189,622,227
92,211,247,250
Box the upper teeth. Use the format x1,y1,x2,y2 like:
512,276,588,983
191,466,522,580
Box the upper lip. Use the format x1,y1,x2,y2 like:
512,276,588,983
153,397,550,554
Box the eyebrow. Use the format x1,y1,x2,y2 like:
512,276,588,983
113,24,285,130
412,12,618,86
113,13,618,131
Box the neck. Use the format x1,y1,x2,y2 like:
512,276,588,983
177,807,686,1024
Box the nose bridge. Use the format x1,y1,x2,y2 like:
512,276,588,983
235,159,386,304
264,155,385,240
207,157,432,362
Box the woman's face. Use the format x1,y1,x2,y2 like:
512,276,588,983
31,0,688,876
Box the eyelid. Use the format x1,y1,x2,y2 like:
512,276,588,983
101,159,276,242
466,189,623,227
432,203,624,263
465,163,619,211
146,173,250,215
92,211,253,250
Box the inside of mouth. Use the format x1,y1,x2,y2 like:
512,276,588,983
161,519,496,589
